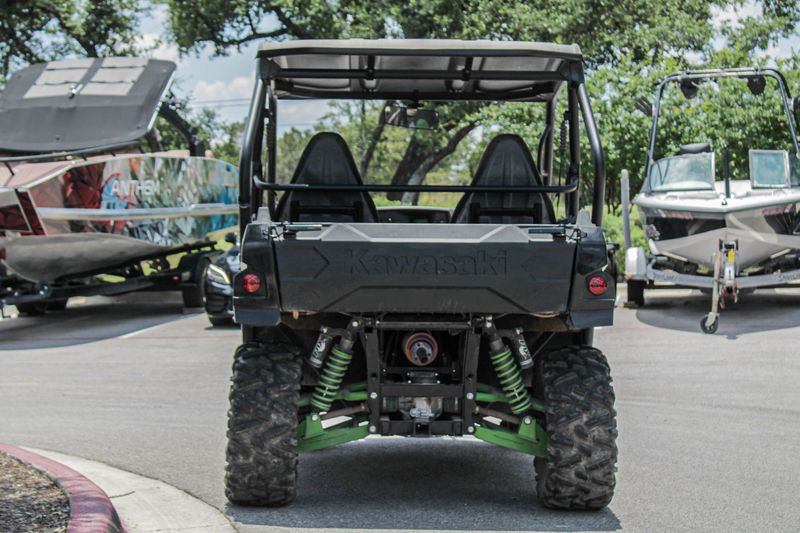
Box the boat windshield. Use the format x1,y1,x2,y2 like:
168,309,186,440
649,153,715,192
750,150,791,188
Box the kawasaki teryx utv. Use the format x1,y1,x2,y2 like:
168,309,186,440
227,40,617,510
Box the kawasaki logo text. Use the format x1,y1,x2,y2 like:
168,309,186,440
344,250,507,276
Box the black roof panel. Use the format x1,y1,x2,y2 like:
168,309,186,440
257,39,582,101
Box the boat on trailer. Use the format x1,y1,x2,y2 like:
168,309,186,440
623,68,800,333
0,57,237,315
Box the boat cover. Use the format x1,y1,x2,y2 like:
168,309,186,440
0,58,175,153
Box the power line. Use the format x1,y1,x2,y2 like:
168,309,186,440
188,102,249,108
187,100,250,108
190,97,250,104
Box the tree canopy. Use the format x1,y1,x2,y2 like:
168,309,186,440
163,0,800,207
0,0,143,79
1,1,800,211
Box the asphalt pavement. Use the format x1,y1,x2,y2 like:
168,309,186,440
1,288,799,532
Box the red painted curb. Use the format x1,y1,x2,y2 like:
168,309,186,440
0,444,126,533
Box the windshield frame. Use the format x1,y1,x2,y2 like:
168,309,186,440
644,68,800,191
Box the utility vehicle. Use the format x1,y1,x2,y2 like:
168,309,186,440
228,39,617,510
623,68,800,333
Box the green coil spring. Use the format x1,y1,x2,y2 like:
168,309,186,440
490,347,532,414
310,346,353,412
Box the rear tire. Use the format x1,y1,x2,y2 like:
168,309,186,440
182,286,205,308
534,345,618,510
626,279,645,307
225,331,302,506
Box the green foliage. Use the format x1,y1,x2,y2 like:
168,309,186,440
655,74,793,179
0,0,143,78
275,126,314,181
165,0,727,69
3,0,800,254
163,0,796,208
149,103,243,165
181,108,244,164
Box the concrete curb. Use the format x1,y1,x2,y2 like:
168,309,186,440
27,447,237,533
0,444,125,533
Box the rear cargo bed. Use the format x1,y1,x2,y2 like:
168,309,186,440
271,223,577,314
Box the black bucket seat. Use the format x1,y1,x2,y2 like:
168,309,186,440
451,134,554,224
275,132,378,222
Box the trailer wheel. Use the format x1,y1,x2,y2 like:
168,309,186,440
15,302,47,316
181,257,209,308
700,314,719,334
534,345,617,510
225,330,302,506
626,279,645,307
46,298,68,311
209,316,234,327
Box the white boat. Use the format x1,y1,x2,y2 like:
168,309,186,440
623,68,800,333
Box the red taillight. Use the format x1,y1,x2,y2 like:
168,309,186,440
587,276,608,296
242,273,262,293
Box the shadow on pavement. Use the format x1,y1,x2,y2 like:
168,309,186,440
632,288,800,339
0,293,196,350
227,438,621,532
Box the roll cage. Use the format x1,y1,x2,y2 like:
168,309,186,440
238,40,606,234
645,67,800,187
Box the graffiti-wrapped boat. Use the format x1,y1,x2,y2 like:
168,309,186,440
0,57,237,315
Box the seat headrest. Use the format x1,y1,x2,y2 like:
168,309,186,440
451,134,553,224
290,132,364,186
470,134,542,187
680,142,712,155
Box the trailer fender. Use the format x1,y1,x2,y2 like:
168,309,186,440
625,247,647,280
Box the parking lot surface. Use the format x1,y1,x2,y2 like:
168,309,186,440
1,289,799,532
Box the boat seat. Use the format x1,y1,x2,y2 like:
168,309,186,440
275,132,378,222
451,134,554,224
680,143,711,155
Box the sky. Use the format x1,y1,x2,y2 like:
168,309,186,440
139,5,326,128
138,2,800,128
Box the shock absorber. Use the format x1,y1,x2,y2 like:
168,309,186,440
310,327,357,412
484,319,532,414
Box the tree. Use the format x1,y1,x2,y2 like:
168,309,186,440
0,0,143,80
164,0,749,202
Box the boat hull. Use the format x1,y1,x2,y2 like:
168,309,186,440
635,194,800,269
0,153,237,281
648,225,800,269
